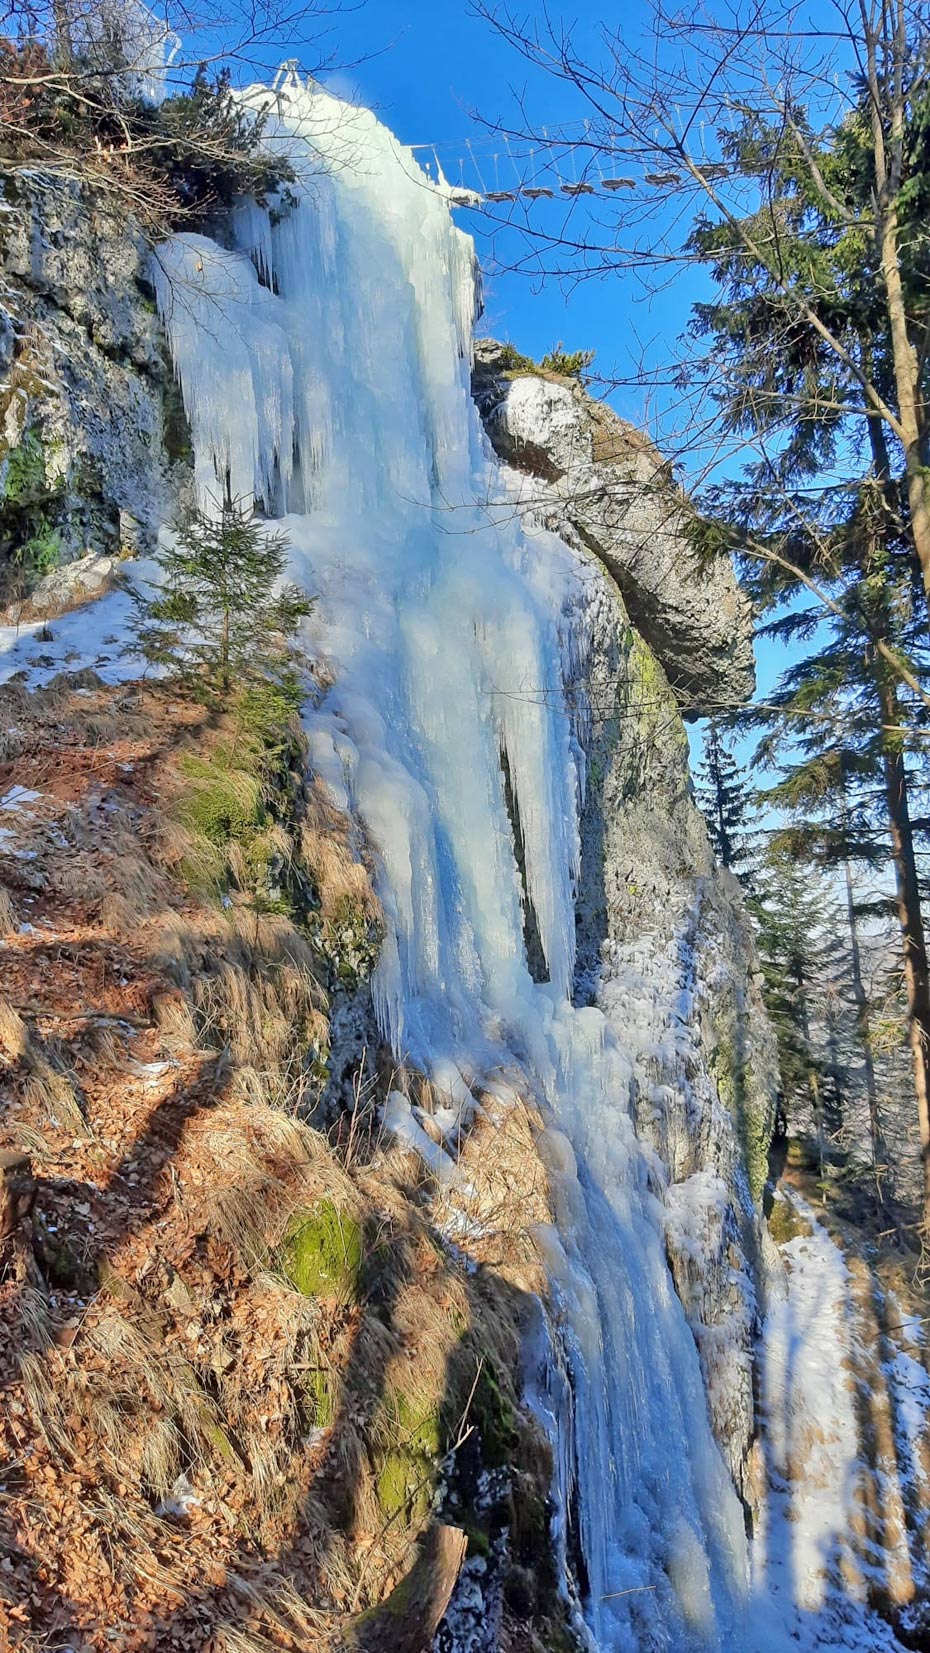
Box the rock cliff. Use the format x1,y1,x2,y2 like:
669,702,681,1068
0,171,781,1649
471,344,777,1507
0,175,183,593
473,339,755,716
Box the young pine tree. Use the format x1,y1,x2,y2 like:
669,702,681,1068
695,719,755,883
133,499,312,697
751,850,846,1178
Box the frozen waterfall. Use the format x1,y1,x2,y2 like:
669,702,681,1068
151,74,859,1652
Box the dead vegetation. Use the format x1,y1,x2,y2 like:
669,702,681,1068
0,672,572,1653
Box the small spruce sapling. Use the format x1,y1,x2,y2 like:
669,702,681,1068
539,341,595,379
132,498,312,697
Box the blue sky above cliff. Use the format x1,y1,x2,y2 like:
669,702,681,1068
222,0,802,751
318,3,805,738
319,0,688,419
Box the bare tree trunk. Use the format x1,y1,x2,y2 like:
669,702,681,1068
839,777,884,1180
877,675,930,1225
879,217,930,598
863,0,930,597
52,0,75,68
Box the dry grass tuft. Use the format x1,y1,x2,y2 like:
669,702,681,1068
151,987,198,1047
23,1055,85,1133
97,890,142,935
20,1350,73,1458
0,884,18,937
300,781,382,930
0,997,30,1062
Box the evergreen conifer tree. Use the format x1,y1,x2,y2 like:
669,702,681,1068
751,849,846,1178
133,499,312,698
695,719,755,882
683,96,930,1223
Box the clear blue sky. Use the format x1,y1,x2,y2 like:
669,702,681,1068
282,0,701,433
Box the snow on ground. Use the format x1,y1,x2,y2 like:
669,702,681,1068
0,585,144,689
755,1190,929,1652
759,1196,863,1615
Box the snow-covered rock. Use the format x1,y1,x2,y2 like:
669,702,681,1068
473,339,755,715
0,550,122,625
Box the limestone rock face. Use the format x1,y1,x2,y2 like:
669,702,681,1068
472,339,755,715
572,542,778,1507
472,349,778,1507
0,175,185,568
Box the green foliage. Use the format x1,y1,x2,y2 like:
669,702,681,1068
539,341,595,379
171,672,307,902
132,498,312,698
2,429,47,505
177,752,263,844
17,525,62,581
282,1201,363,1301
140,66,296,220
685,71,930,1189
0,39,294,230
497,342,536,373
695,720,755,881
0,427,66,600
749,850,846,1137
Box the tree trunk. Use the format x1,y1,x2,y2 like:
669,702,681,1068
880,214,930,599
842,853,884,1172
839,771,885,1179
877,675,930,1225
862,4,930,597
52,0,74,67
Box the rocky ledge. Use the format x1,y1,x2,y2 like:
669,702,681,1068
472,338,754,715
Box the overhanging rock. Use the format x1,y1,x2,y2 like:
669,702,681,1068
472,339,755,716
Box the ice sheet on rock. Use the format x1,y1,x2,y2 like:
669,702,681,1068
152,235,294,513
153,76,884,1653
382,1090,457,1186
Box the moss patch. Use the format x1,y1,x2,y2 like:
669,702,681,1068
282,1200,362,1301
304,1364,336,1429
468,1362,518,1469
374,1388,444,1524
767,1194,811,1247
710,1033,770,1205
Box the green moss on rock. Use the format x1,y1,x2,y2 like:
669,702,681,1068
767,1194,811,1246
710,1033,770,1205
282,1200,362,1301
469,1363,518,1469
374,1387,444,1524
304,1364,336,1428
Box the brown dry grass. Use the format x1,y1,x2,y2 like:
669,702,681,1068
0,674,560,1653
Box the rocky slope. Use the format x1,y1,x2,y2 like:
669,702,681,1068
0,671,577,1653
